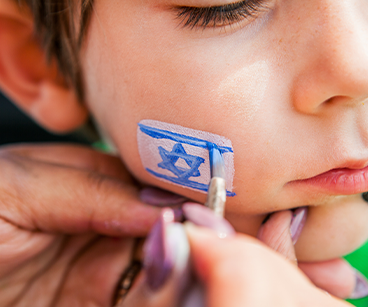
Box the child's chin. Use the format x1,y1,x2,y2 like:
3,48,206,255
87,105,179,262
294,194,368,262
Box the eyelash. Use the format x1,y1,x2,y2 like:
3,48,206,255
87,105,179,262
174,0,268,29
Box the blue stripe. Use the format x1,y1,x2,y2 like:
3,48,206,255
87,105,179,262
138,123,233,154
146,168,236,197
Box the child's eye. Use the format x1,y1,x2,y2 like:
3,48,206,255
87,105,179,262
174,0,270,29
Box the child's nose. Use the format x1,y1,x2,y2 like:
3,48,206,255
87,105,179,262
291,1,368,114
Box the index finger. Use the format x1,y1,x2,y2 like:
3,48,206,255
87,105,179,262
0,149,161,236
0,143,133,182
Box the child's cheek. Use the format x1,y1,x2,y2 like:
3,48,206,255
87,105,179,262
216,60,270,123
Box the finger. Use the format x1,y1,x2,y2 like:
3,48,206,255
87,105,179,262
55,237,134,307
121,215,191,307
0,217,56,276
299,258,368,299
186,225,350,307
0,153,161,236
0,143,133,182
257,208,365,299
187,225,279,307
257,210,297,264
4,234,96,306
120,270,188,307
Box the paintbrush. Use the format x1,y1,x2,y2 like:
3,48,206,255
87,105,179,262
205,145,226,217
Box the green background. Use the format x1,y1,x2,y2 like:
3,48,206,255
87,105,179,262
345,240,368,306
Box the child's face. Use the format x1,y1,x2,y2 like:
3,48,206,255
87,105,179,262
80,0,368,261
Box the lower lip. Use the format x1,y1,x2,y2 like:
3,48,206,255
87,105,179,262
291,166,368,195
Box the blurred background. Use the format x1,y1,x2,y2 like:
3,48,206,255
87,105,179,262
0,91,95,146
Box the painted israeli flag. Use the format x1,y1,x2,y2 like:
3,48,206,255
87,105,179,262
137,120,235,197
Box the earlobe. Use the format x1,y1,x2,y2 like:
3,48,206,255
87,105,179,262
0,0,88,133
30,81,89,133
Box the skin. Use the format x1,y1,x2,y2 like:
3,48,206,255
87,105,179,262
0,0,365,304
186,225,351,307
0,144,161,306
81,0,368,262
119,218,352,307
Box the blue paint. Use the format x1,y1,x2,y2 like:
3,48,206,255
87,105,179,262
138,123,233,154
157,143,205,180
208,144,225,179
139,122,236,197
146,168,236,197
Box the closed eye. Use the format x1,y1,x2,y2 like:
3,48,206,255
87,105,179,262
174,0,270,29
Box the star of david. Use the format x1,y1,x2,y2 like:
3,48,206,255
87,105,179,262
157,143,205,180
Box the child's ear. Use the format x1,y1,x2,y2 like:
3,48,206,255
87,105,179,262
0,1,88,133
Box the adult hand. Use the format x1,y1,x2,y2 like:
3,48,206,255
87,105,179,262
0,143,162,306
187,223,351,307
118,204,352,307
257,210,366,299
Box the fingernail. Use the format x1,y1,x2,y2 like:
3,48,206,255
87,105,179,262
182,203,235,239
290,207,307,245
143,208,190,292
173,207,184,222
350,270,368,299
140,187,187,207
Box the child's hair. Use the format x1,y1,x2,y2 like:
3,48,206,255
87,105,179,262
15,0,94,101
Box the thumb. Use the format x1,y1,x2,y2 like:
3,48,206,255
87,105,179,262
299,258,368,299
257,207,368,300
257,208,307,264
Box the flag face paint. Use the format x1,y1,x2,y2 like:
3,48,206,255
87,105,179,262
137,120,235,197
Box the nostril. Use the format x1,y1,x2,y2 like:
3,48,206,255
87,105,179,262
362,192,368,203
324,97,334,104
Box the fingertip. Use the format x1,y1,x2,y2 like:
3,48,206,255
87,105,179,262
184,222,221,280
350,269,368,299
299,258,357,299
183,203,235,239
257,210,297,263
184,222,221,245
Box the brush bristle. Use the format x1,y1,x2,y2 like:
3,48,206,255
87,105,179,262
209,144,226,179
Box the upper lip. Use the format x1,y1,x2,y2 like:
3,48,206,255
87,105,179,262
300,159,368,181
288,157,368,195
335,159,368,170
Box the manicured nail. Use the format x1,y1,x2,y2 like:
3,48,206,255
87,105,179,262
143,208,190,291
140,187,186,207
143,208,175,291
290,207,307,245
182,203,235,239
173,207,184,222
350,270,368,299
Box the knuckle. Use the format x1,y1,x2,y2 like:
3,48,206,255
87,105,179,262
84,170,133,199
84,171,115,204
86,171,108,192
0,155,32,224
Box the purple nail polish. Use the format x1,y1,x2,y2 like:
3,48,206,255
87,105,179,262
173,207,184,222
182,203,235,238
144,208,191,293
290,207,307,245
140,187,186,207
350,270,368,299
144,208,176,291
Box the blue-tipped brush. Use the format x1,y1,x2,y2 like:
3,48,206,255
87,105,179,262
209,144,226,179
206,145,227,217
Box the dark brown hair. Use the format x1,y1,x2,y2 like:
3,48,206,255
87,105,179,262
15,0,94,101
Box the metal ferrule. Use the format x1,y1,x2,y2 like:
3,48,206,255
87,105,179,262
205,177,226,218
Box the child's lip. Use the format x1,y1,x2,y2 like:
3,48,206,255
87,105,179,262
290,161,368,195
